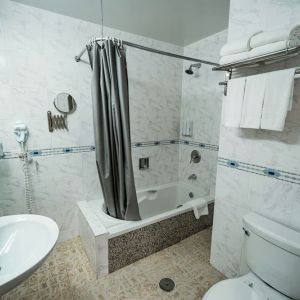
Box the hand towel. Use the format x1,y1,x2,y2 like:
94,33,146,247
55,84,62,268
240,73,266,129
224,77,246,127
250,25,300,49
219,51,250,65
188,198,208,220
249,40,288,58
220,31,262,57
261,68,295,131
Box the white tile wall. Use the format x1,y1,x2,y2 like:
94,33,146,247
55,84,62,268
211,0,300,278
0,0,226,241
179,31,227,195
0,0,183,240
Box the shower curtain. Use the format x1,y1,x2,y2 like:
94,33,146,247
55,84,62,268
88,39,141,221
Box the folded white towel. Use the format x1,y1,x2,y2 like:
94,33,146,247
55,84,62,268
261,69,295,131
249,40,288,58
250,29,288,48
250,25,300,49
219,51,250,65
220,31,262,57
240,74,266,129
188,198,208,220
224,77,246,128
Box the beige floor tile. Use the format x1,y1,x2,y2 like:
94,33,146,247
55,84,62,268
3,227,224,300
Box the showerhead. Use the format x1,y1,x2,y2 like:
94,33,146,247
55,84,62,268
185,63,202,75
185,67,194,75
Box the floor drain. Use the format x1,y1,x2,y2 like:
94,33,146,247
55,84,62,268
159,278,175,292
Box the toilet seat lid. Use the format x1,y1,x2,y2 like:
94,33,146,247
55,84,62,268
203,279,265,300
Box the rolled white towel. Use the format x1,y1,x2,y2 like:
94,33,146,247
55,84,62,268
219,51,250,65
220,31,262,57
249,40,288,57
250,25,300,49
250,29,288,48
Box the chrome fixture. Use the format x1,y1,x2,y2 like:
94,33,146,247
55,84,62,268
75,37,218,66
190,150,201,163
188,174,197,180
139,157,149,170
47,111,67,131
185,63,202,75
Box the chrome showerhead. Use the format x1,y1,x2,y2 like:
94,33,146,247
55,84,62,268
185,63,202,75
185,67,194,75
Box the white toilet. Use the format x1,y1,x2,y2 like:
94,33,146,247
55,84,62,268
204,213,300,300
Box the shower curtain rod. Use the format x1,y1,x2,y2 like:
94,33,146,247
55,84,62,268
75,37,219,66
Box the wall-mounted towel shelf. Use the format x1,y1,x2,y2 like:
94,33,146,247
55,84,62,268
213,46,300,72
215,46,300,96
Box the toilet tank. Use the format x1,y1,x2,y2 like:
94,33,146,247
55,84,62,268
243,213,300,300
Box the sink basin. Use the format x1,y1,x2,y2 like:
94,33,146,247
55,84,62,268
0,215,59,295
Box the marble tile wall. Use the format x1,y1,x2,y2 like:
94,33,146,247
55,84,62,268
179,31,227,196
0,0,183,240
211,0,300,278
0,0,227,242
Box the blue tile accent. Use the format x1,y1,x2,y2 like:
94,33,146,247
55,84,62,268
63,148,73,153
218,157,300,186
227,160,239,168
263,168,280,177
30,150,42,156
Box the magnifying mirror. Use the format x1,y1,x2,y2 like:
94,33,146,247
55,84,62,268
53,93,76,114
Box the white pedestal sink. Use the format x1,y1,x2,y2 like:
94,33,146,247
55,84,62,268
0,215,59,295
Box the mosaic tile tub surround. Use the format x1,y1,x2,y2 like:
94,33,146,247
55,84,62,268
109,203,214,272
78,201,214,277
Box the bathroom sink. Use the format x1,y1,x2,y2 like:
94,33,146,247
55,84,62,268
0,215,59,295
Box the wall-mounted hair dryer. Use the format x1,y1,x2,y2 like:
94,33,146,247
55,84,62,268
14,121,29,152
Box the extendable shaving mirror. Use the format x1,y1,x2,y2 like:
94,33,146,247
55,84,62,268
47,93,77,132
53,93,76,114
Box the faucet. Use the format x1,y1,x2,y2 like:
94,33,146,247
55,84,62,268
188,174,197,180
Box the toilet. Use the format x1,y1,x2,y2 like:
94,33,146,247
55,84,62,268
204,213,300,300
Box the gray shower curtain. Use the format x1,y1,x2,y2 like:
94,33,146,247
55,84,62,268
88,40,141,221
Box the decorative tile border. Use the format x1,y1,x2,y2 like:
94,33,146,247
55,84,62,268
131,139,178,147
29,145,95,157
179,139,219,151
0,139,219,160
218,157,300,185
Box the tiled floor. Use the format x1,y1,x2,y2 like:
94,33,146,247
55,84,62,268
3,227,224,300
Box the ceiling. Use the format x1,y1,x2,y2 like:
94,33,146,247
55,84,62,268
12,0,229,46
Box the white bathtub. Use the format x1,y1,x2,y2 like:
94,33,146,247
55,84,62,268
82,182,214,238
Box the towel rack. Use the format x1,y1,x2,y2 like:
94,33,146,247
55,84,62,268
216,46,300,96
213,46,300,72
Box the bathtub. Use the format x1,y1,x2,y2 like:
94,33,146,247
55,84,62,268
87,182,214,237
78,182,214,276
